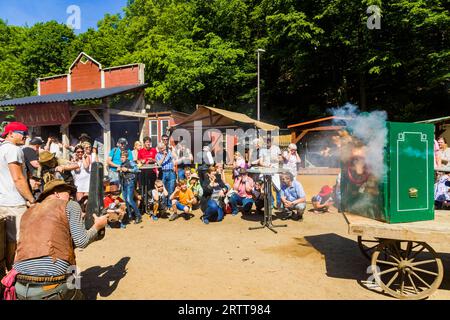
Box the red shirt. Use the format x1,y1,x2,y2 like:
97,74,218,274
138,147,157,164
104,195,124,208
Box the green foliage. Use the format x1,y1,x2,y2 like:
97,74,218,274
0,0,448,125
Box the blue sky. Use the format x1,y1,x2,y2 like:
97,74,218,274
0,0,128,33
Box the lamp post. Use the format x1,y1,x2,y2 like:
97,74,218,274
257,48,265,122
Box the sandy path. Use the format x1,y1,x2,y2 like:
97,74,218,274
76,207,450,300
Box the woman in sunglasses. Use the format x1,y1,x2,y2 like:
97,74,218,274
71,145,91,201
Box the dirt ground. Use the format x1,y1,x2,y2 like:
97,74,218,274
76,205,450,300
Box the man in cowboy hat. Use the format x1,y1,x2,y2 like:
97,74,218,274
0,122,35,272
12,179,109,300
37,151,79,188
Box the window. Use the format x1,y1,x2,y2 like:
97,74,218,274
149,120,158,147
161,120,169,137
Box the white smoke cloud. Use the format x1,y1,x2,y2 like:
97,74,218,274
330,103,388,179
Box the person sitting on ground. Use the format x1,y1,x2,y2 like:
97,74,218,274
149,180,169,221
252,180,265,215
280,173,306,221
118,151,142,224
169,179,195,221
12,179,108,300
103,183,127,229
230,167,255,216
187,173,203,209
311,185,334,213
435,171,450,209
201,166,229,224
232,151,246,179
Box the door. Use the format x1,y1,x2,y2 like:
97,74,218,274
388,122,434,223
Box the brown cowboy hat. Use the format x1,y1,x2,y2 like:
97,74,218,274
37,179,77,202
39,151,56,164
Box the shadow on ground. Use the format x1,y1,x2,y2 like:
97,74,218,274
304,233,370,281
81,257,130,300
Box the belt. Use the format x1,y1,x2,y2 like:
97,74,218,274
16,274,70,284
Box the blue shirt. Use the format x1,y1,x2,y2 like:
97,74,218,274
156,151,174,171
109,147,133,171
281,181,306,202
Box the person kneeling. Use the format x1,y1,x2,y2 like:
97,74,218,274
201,167,229,224
311,185,334,214
103,184,127,229
149,180,169,221
169,180,194,221
280,173,306,221
12,179,108,300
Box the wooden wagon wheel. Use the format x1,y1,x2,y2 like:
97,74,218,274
371,240,444,300
358,236,381,261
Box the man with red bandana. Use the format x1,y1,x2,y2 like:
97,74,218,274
0,122,35,271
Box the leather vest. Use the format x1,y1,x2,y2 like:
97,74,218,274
15,198,76,266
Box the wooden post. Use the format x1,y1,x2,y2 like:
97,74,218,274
61,125,69,160
139,118,145,142
103,99,111,176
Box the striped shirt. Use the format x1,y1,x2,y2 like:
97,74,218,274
156,151,174,171
14,200,98,276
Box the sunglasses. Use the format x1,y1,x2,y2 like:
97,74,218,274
156,185,164,188
13,130,28,136
76,151,84,154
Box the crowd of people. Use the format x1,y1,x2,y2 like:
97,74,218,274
0,121,338,299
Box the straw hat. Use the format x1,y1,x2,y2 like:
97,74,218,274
189,173,200,181
37,179,77,202
39,151,56,164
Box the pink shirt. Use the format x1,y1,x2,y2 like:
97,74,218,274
233,176,254,199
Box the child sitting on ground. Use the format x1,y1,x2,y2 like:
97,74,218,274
252,179,265,215
311,185,334,213
169,179,195,221
103,184,127,228
149,179,169,220
187,173,203,209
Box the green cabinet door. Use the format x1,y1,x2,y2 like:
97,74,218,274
388,122,434,223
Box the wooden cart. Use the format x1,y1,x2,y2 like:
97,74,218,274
343,211,450,300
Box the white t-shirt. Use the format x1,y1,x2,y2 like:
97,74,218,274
50,142,63,158
0,141,27,206
72,158,91,193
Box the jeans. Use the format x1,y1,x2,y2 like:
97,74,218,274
15,281,84,300
122,180,141,220
203,200,224,222
177,168,186,180
162,170,176,206
174,200,189,212
229,193,254,215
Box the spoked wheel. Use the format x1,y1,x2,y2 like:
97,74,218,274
358,236,381,261
371,240,444,300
